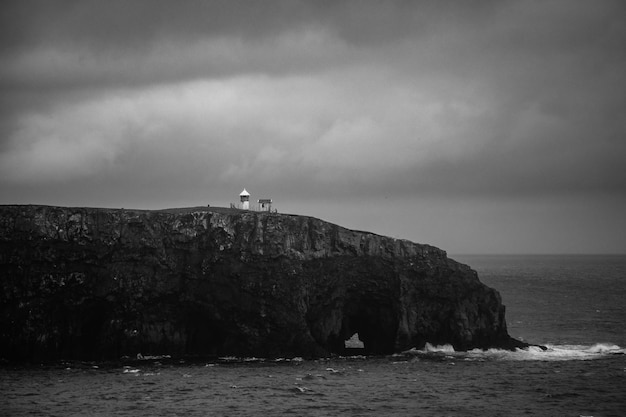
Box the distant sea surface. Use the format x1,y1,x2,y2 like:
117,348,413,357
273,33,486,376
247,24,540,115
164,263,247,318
2,255,625,416
454,254,626,348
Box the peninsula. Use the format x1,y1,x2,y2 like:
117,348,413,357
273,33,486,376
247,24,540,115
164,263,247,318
0,205,528,361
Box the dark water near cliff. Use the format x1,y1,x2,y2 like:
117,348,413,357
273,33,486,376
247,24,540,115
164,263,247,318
2,255,625,416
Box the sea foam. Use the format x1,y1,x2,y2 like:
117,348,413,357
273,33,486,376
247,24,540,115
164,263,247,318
404,342,625,361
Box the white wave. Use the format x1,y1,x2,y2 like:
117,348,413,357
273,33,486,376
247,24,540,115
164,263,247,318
218,356,238,360
587,343,623,354
529,343,625,360
480,343,626,361
243,357,265,362
136,354,171,360
404,342,625,361
423,343,456,353
401,343,456,355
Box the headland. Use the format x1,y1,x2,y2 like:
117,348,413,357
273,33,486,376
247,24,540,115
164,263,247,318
0,204,528,361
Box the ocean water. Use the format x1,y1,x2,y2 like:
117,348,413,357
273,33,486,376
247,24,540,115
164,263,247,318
454,255,626,348
2,255,625,416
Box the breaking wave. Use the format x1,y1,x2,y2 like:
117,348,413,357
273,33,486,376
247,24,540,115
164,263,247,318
402,342,625,361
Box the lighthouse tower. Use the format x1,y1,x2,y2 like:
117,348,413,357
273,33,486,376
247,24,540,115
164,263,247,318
239,188,250,210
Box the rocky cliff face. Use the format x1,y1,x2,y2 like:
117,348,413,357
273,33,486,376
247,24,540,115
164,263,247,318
0,205,524,361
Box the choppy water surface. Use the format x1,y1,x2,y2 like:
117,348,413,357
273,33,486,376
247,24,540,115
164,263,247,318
2,255,626,416
2,350,625,417
454,255,626,347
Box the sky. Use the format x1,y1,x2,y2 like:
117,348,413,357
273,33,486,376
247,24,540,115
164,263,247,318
1,0,625,254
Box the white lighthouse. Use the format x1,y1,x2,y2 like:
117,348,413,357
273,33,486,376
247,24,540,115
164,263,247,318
239,188,250,210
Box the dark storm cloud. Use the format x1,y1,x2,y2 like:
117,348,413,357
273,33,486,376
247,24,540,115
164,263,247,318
1,0,626,252
0,0,499,90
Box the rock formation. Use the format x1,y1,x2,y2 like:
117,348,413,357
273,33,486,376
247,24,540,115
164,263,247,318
0,205,526,361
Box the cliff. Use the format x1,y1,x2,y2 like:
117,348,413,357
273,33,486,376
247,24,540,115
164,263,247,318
0,205,525,361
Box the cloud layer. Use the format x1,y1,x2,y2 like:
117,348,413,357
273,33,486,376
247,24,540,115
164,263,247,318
2,0,625,253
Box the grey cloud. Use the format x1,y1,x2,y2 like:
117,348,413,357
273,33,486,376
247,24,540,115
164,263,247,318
2,0,626,253
0,1,500,91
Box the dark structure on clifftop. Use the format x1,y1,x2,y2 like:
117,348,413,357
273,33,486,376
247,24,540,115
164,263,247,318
0,205,526,361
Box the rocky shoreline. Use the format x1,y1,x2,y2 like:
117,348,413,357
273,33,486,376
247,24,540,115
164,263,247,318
0,204,529,361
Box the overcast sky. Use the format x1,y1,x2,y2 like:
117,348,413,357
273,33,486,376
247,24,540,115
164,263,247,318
1,0,625,254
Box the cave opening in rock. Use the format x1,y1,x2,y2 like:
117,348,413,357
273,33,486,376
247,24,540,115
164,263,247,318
332,305,398,355
344,333,365,350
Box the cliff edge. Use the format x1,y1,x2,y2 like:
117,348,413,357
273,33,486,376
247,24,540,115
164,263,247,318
0,205,526,361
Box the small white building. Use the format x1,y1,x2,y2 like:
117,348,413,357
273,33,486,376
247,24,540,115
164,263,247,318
258,198,272,212
239,188,250,210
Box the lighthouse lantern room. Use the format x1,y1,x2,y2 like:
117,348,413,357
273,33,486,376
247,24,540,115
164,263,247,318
239,188,250,210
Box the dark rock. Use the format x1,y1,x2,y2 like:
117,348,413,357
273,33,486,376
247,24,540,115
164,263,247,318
0,204,527,361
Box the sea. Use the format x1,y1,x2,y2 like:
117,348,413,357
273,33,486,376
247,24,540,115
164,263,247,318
1,255,625,416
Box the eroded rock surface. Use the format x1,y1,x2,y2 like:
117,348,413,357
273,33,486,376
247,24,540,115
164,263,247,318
0,205,525,361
